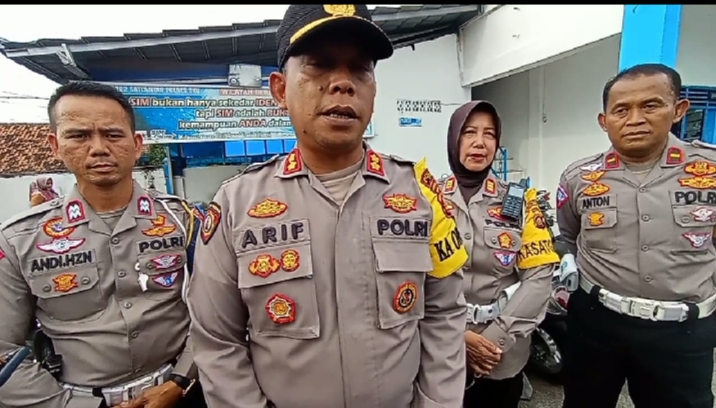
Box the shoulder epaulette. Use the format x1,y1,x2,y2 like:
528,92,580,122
384,153,416,166
0,198,62,232
222,155,281,185
562,152,605,182
692,140,716,151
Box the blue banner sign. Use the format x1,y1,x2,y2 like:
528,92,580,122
106,82,375,144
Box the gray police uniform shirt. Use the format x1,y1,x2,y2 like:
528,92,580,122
0,182,197,408
557,135,716,302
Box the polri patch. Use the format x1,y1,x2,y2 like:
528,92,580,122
266,293,296,324
393,281,418,314
200,202,222,245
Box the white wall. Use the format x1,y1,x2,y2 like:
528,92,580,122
677,5,716,86
460,5,624,87
472,35,620,191
371,34,471,177
0,169,165,223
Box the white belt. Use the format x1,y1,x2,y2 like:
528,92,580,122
60,364,173,406
467,301,502,324
580,277,716,322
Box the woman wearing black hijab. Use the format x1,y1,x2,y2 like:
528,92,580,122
441,101,559,407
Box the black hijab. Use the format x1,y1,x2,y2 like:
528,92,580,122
447,100,502,200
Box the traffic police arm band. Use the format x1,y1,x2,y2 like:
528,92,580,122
413,159,469,279
415,271,467,408
187,187,270,408
482,264,554,353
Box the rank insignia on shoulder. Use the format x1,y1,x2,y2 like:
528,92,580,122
142,214,177,237
383,193,418,214
247,198,288,219
137,196,153,216
53,273,78,292
604,152,620,170
484,179,497,195
684,161,716,177
200,202,221,245
266,293,296,324
393,281,418,314
666,147,684,165
249,254,281,278
366,150,385,177
443,176,457,194
283,149,303,175
280,249,300,272
66,200,86,223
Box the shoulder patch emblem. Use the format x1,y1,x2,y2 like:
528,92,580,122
200,202,222,245
366,150,385,176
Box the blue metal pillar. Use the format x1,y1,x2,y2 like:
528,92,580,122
618,5,683,70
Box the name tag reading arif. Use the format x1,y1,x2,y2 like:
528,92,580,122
241,220,306,249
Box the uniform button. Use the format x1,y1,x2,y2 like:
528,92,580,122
641,215,650,222
111,237,120,245
118,270,126,278
134,262,141,272
42,284,51,293
639,188,647,193
644,276,653,282
131,331,139,339
80,276,90,285
146,263,155,270
498,339,506,346
491,237,498,244
641,245,649,251
176,256,183,262
464,233,472,240
124,302,133,309
681,216,690,223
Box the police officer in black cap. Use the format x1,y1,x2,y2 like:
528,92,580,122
188,4,468,408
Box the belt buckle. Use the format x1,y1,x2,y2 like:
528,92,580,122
628,298,659,321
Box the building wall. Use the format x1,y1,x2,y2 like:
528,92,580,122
0,169,165,222
459,5,624,87
677,5,716,86
472,36,620,191
179,34,471,203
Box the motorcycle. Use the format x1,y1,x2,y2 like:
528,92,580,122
525,190,577,384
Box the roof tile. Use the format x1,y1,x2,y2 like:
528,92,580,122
0,123,66,177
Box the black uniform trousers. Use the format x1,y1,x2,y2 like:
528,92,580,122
563,288,716,408
463,370,523,408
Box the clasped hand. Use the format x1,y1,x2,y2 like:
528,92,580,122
465,330,502,376
111,381,183,408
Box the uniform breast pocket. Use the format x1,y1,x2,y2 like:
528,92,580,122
671,205,716,254
482,227,521,276
580,208,618,252
28,265,105,323
237,242,320,340
372,238,432,329
136,251,186,301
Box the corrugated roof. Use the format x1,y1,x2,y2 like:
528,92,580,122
0,5,482,84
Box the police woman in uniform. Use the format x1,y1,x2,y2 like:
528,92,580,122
441,101,559,407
